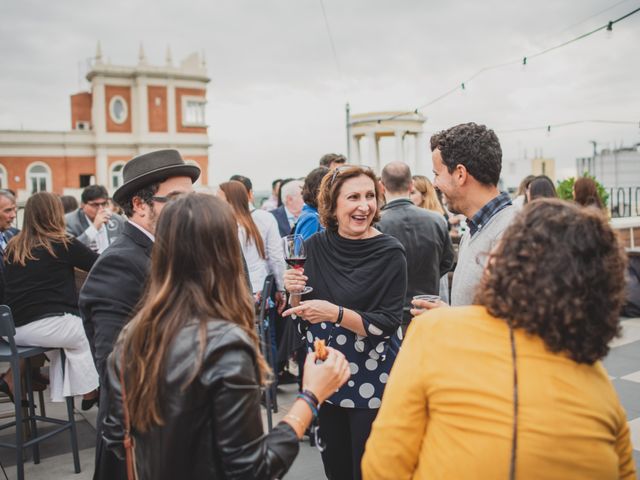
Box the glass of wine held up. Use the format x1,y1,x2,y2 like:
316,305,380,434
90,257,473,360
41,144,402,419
283,234,313,296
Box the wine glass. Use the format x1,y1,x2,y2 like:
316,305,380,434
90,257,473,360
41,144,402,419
283,234,313,295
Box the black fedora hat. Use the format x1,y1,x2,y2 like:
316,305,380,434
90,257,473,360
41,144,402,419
113,149,200,205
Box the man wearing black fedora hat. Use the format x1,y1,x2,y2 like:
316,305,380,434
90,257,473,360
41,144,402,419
79,149,200,480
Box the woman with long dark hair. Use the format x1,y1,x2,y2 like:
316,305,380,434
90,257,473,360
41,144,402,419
525,175,557,202
218,180,271,296
103,193,349,479
573,176,605,210
363,199,635,479
1,192,99,404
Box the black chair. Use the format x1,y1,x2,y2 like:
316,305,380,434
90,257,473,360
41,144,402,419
257,275,278,431
0,305,81,480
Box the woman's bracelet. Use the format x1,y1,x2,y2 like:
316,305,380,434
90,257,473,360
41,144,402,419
335,305,344,327
283,413,307,432
296,393,318,417
302,389,319,406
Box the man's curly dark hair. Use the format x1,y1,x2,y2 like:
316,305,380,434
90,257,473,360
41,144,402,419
302,167,329,209
430,122,502,186
475,199,626,364
119,182,160,217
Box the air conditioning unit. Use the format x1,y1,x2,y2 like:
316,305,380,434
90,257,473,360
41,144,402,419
75,121,91,130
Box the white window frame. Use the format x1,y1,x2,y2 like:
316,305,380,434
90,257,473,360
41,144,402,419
0,164,7,190
110,162,126,191
26,162,52,194
181,96,207,127
109,95,129,125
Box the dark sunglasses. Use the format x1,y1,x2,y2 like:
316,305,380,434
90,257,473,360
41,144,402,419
151,192,187,203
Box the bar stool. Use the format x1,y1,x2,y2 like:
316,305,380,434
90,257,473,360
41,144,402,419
0,305,81,480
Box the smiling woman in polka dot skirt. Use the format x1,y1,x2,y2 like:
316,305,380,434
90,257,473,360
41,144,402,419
284,165,407,480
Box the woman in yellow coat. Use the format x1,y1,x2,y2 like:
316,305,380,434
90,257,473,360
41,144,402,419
362,199,636,479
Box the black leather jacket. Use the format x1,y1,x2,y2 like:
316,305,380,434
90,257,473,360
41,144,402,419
103,320,299,480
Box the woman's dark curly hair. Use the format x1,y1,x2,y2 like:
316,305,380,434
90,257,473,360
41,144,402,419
318,166,382,232
475,198,626,364
302,167,329,209
430,122,502,186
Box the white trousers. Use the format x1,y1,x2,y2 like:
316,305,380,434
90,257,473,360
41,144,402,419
13,313,99,402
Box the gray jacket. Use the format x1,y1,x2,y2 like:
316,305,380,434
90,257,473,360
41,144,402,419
65,208,125,251
377,198,454,323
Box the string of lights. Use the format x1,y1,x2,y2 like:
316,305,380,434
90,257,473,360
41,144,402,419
380,6,640,123
496,119,640,134
319,0,342,79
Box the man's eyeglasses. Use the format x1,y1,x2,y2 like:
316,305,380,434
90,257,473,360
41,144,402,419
87,200,108,208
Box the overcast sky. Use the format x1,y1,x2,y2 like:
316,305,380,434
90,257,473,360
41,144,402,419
1,0,638,191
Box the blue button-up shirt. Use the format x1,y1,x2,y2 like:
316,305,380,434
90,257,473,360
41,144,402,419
466,191,513,237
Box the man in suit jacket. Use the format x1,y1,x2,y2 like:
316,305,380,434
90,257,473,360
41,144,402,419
0,189,18,303
271,179,304,237
65,185,125,253
377,162,454,329
79,150,200,480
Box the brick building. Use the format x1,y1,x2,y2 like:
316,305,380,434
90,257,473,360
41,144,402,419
0,45,210,201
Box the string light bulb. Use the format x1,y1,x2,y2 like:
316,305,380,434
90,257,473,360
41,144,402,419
606,21,613,39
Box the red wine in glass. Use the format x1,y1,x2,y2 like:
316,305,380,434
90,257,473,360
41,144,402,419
285,257,306,269
283,234,313,295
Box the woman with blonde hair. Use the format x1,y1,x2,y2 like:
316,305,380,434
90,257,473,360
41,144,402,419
103,193,349,479
1,192,99,404
411,175,445,215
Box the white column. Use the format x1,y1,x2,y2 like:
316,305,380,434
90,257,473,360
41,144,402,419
349,135,361,165
92,81,106,135
95,148,108,186
366,132,377,170
405,134,416,173
374,134,381,172
135,77,149,138
414,132,426,174
394,130,405,164
167,80,177,135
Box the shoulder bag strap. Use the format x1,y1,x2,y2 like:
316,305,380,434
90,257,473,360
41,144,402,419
117,351,138,480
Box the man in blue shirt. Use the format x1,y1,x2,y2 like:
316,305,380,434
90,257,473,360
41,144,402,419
295,167,329,240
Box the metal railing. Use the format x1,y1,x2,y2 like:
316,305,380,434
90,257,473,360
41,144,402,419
609,187,640,218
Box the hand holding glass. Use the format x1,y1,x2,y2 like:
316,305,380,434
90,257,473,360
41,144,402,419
283,234,313,295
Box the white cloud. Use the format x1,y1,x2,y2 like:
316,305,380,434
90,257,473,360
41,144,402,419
1,0,638,191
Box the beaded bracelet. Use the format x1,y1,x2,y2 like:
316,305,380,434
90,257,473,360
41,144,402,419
296,393,318,418
302,389,319,406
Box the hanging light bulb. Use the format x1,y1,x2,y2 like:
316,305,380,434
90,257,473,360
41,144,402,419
606,21,613,39
522,57,527,73
546,125,551,137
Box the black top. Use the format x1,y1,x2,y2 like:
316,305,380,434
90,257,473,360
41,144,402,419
377,198,454,321
300,229,406,408
5,237,97,327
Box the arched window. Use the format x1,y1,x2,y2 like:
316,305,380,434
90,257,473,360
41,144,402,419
186,160,202,186
110,162,125,191
26,163,52,194
0,164,7,190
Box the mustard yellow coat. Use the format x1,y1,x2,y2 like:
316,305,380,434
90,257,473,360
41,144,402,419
362,306,636,479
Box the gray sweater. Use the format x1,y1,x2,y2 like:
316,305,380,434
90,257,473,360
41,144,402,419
451,205,517,306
